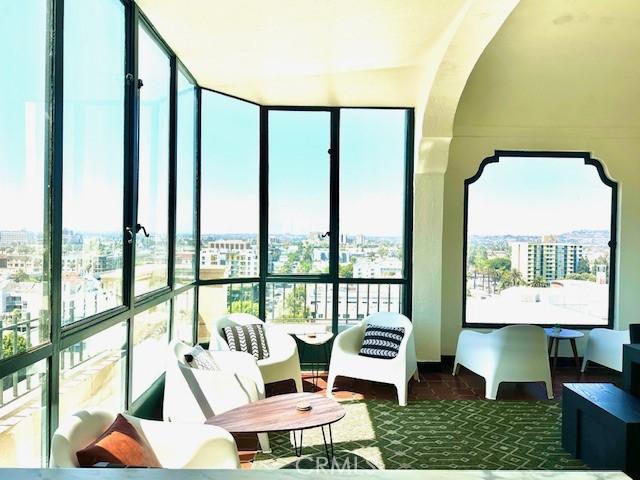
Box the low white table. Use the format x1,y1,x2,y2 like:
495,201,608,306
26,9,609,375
544,327,584,374
295,332,334,391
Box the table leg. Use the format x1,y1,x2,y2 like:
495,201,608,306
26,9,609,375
570,338,580,374
548,337,554,356
292,429,304,457
552,338,559,375
321,424,335,462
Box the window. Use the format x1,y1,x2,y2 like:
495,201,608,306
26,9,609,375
200,91,259,280
131,301,169,402
339,109,406,280
136,24,170,297
197,283,259,343
0,0,49,357
268,110,331,275
172,288,194,344
338,283,403,329
266,282,333,334
59,322,126,419
0,360,47,467
464,154,616,326
62,0,125,324
175,69,197,287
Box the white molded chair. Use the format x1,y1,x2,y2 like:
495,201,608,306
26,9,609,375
326,312,418,406
163,339,271,452
453,325,553,400
581,328,630,372
50,409,239,469
211,313,303,393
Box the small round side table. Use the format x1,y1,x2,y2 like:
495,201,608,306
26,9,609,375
295,332,334,392
544,327,584,375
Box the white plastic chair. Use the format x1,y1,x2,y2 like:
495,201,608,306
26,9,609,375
453,325,553,400
210,313,303,393
581,328,630,372
326,312,419,406
163,339,271,452
50,409,239,469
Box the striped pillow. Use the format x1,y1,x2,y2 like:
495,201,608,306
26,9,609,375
223,324,270,361
359,324,405,359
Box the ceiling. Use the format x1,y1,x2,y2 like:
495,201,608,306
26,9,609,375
135,0,469,106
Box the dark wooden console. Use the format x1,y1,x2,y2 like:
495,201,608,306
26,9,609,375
562,382,640,478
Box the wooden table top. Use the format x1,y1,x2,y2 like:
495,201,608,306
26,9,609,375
206,392,346,433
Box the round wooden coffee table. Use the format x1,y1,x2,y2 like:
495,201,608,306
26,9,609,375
206,392,345,460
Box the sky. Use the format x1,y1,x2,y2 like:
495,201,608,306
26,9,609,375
467,156,613,236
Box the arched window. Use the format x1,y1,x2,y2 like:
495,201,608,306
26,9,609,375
463,151,617,328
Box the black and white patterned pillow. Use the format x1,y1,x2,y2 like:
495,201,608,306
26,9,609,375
223,324,270,361
359,324,405,359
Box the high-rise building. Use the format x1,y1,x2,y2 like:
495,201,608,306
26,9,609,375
511,240,583,282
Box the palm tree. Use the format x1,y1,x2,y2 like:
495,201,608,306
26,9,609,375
529,276,548,288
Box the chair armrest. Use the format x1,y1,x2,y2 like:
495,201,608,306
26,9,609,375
208,350,265,398
131,418,239,469
334,324,365,355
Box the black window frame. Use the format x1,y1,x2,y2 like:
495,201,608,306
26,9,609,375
461,150,618,329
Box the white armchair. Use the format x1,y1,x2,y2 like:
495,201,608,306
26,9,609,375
211,313,303,393
163,339,271,452
581,328,630,372
453,325,553,400
50,409,239,469
326,312,418,406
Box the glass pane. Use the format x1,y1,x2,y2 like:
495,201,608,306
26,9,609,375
0,0,50,356
265,282,332,334
337,283,403,331
172,288,194,344
59,322,126,419
62,0,125,324
197,283,259,343
200,92,259,280
0,360,47,467
465,157,614,326
340,109,406,279
175,70,196,287
268,111,330,275
136,25,170,296
131,301,169,401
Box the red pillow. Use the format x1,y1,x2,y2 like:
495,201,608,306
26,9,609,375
76,414,161,468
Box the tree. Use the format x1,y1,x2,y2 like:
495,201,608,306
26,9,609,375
285,285,308,319
565,272,596,282
529,276,549,288
576,256,590,274
486,257,511,272
10,270,31,283
229,300,259,317
2,332,27,358
339,262,353,278
498,269,526,290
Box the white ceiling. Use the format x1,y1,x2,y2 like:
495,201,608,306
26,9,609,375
136,0,468,106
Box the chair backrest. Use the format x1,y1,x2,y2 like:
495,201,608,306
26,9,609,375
363,312,415,356
50,409,116,467
211,313,263,350
164,339,258,423
490,325,549,376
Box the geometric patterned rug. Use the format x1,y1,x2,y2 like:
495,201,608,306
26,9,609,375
253,399,586,470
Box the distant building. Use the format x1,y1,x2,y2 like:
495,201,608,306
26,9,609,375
353,258,402,278
201,240,258,277
511,239,583,282
0,230,31,245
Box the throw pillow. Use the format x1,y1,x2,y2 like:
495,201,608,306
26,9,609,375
223,323,270,361
359,324,405,359
76,414,161,468
184,344,220,370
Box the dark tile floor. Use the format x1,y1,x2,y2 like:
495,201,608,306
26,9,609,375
236,362,621,467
